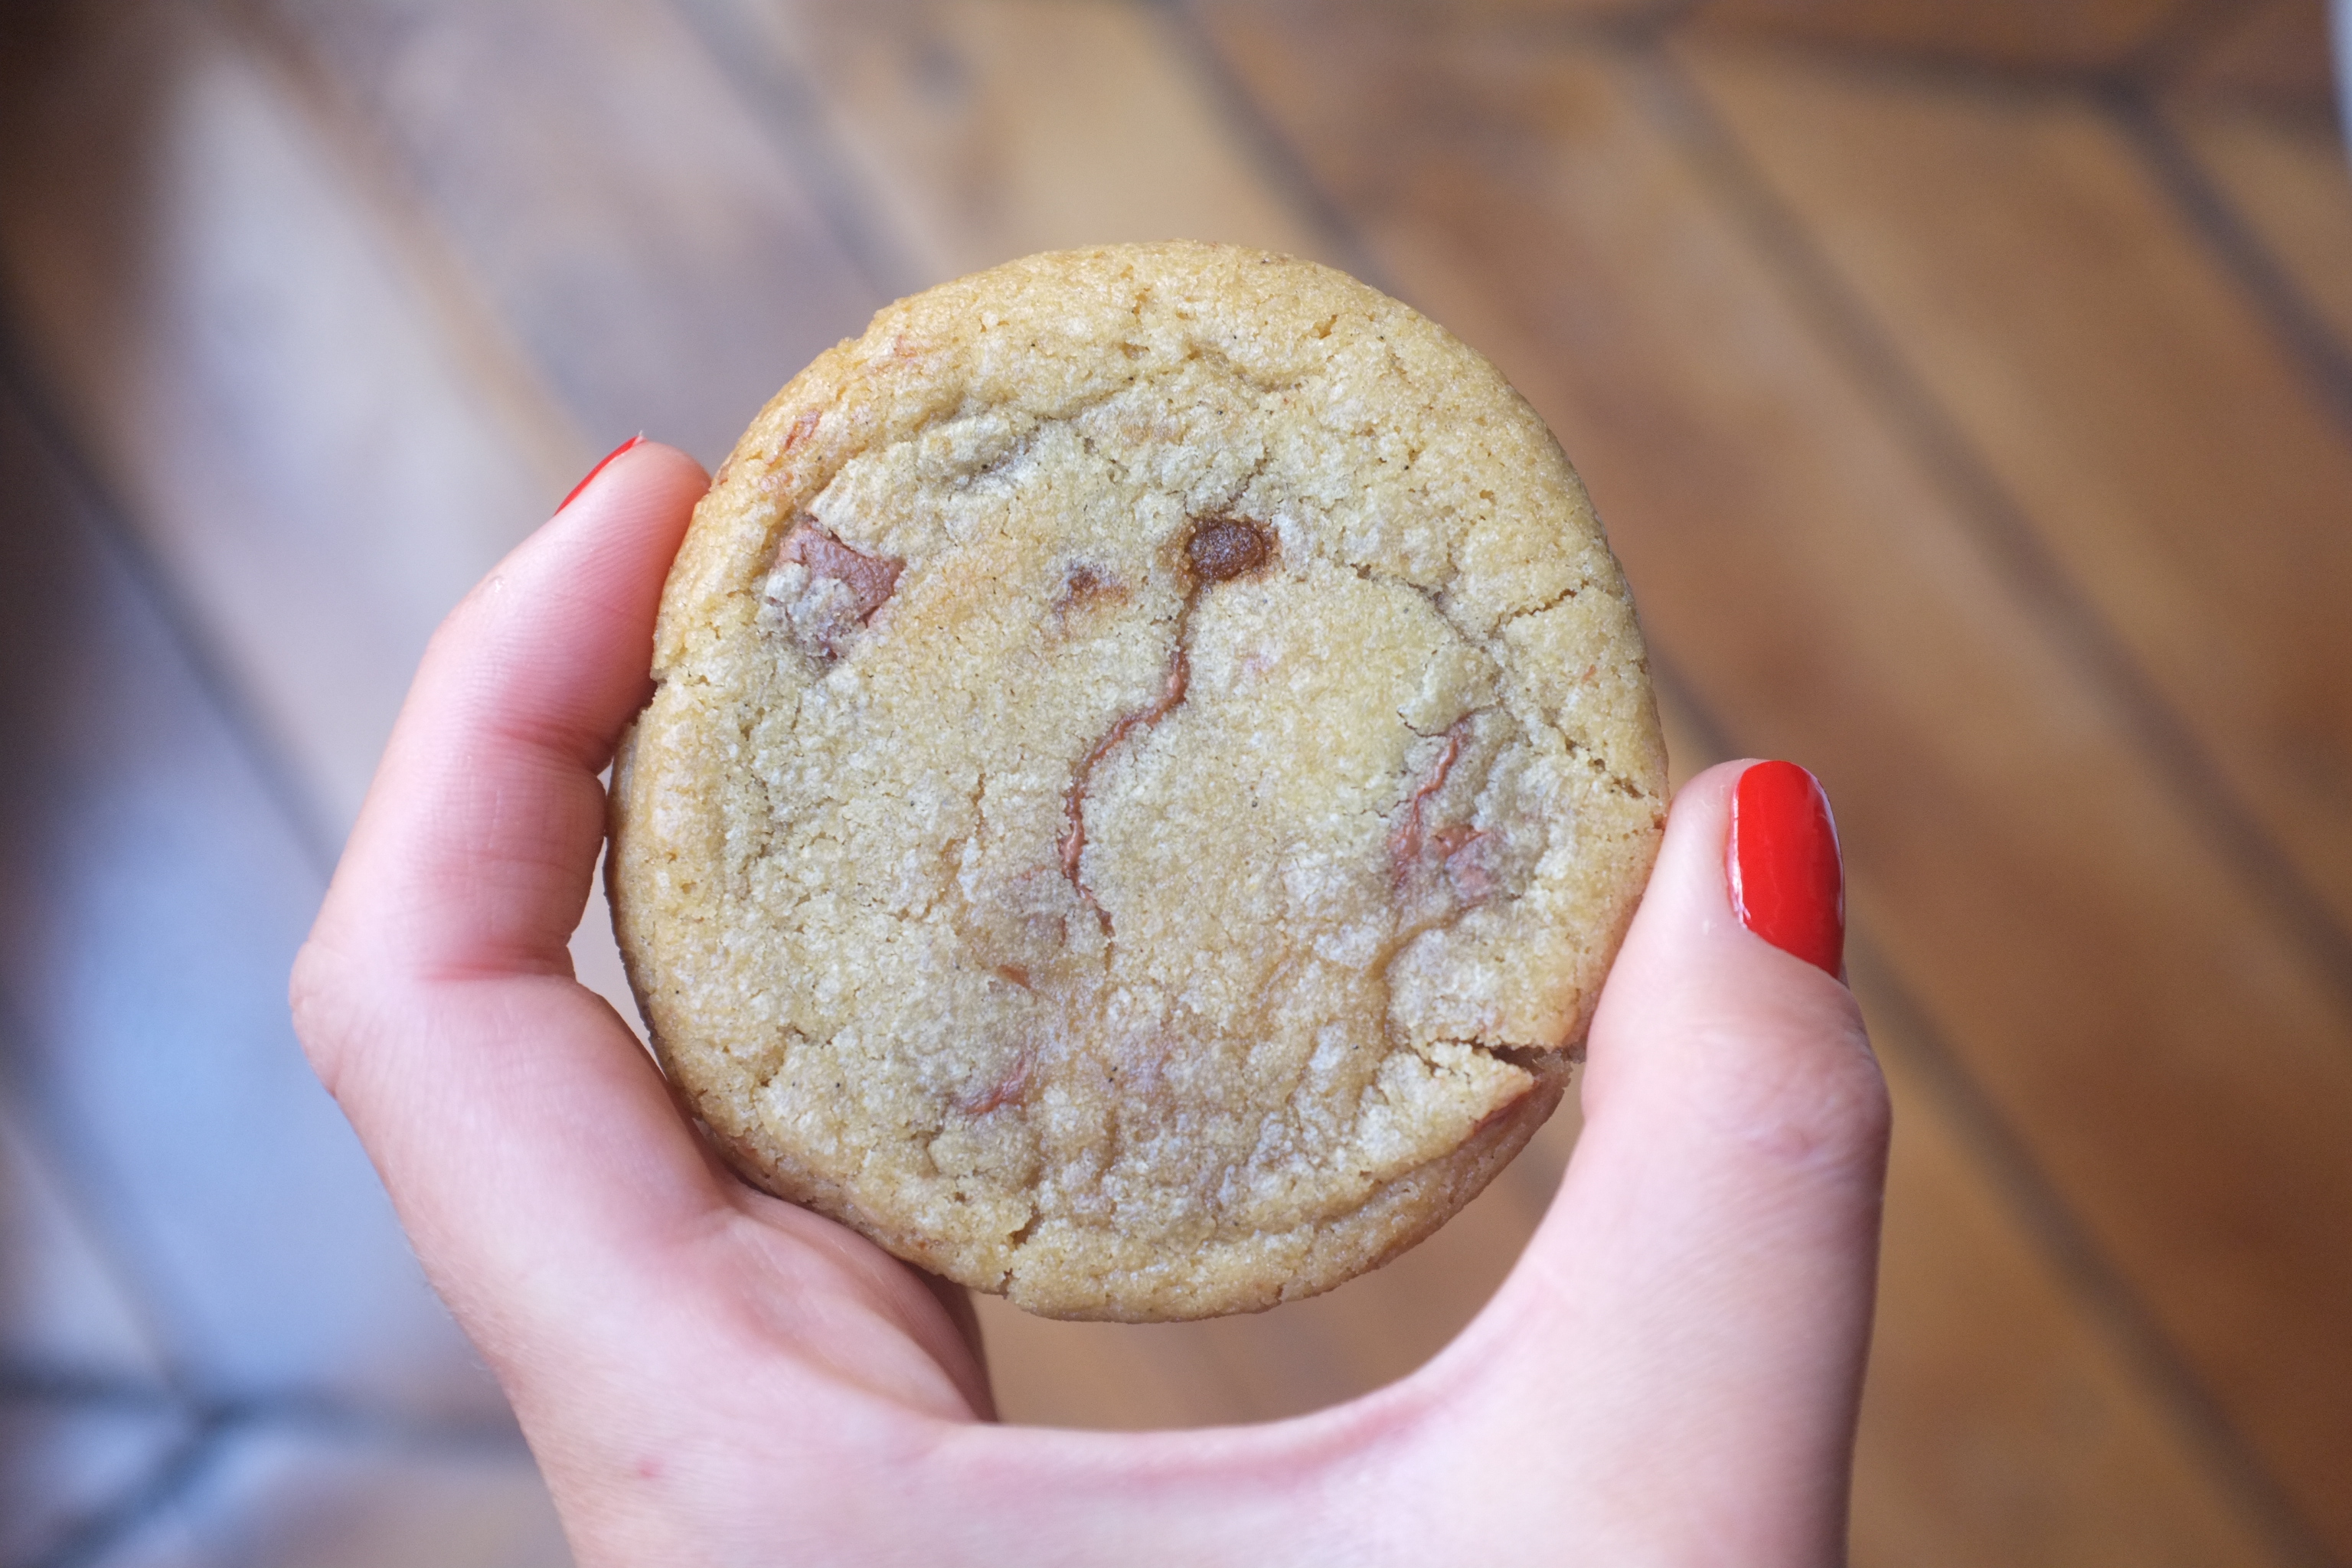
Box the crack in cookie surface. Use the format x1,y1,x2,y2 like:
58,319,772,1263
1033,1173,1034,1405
1057,515,1278,932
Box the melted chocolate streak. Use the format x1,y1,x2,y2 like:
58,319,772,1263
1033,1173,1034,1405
1387,718,1468,871
1057,518,1271,929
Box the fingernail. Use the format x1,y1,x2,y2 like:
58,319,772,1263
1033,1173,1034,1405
557,434,645,514
1729,760,1845,976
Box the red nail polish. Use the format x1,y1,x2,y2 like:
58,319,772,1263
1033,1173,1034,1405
1729,760,1845,976
557,434,645,514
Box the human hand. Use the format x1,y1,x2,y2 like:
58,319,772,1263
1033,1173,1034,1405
292,440,1888,1566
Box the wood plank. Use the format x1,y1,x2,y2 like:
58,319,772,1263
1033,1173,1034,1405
2167,101,2352,353
2,0,831,1030
1687,0,2210,72
254,0,886,469
1657,693,2288,1568
1681,46,2352,949
682,0,1340,290
0,1087,166,1383
0,0,576,837
0,1088,190,1563
0,1402,193,1568
0,367,505,1423
1197,6,2346,1557
1853,966,2289,1568
0,0,647,1039
2166,0,2340,116
1660,694,2285,1568
1416,0,1670,16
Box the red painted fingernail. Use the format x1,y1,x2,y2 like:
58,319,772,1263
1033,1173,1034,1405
557,434,645,514
1729,760,1845,977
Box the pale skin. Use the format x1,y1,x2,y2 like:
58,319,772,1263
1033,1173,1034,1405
291,441,1890,1566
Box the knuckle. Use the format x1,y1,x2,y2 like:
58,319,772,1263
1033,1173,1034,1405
287,937,364,1102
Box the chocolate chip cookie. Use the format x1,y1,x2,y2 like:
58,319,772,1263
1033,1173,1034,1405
609,243,1666,1321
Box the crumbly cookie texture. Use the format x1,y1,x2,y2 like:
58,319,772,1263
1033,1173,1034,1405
609,243,1667,1321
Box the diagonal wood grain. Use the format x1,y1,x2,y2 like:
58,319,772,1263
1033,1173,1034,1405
0,368,505,1423
0,0,651,1043
0,1402,196,1568
0,1089,168,1383
5,0,2344,1553
680,0,1341,290
1851,959,2291,1568
2165,101,2352,354
1681,43,2352,948
253,0,887,469
1663,687,2294,1568
2165,0,2339,113
1197,5,2348,1558
0,0,574,837
1687,0,2214,72
1389,0,1675,18
1662,685,2293,1568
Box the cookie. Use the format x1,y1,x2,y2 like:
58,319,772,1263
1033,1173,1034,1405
609,243,1666,1321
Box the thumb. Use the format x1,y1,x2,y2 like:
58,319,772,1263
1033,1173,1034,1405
1404,758,1888,1563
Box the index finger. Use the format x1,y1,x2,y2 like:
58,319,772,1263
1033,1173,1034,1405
291,441,722,1305
325,437,706,984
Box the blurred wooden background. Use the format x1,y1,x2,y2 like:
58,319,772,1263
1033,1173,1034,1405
2,0,2348,1563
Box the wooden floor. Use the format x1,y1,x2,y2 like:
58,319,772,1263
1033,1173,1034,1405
2,0,2347,1563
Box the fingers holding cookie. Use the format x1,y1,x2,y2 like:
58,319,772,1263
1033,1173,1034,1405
1393,760,1883,1560
291,440,730,1318
322,436,704,985
607,243,1670,1321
